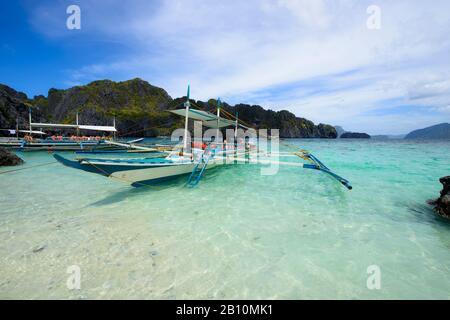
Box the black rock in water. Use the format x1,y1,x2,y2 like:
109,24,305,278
340,132,371,139
429,176,450,220
0,147,23,166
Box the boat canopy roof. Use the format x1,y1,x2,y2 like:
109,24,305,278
203,119,236,128
169,108,237,129
18,129,47,135
169,108,217,121
78,125,117,132
31,123,117,132
0,129,47,135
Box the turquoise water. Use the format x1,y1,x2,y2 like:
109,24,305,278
1,139,450,299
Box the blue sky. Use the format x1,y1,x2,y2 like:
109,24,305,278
1,0,449,134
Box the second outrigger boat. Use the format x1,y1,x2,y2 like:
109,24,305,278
0,110,119,151
0,112,162,153
54,86,352,190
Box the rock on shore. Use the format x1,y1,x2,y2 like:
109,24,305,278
0,147,23,166
429,176,450,220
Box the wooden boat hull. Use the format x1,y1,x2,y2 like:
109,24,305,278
114,161,221,186
53,154,222,186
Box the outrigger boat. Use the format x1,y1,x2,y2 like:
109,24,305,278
0,110,119,151
0,111,159,153
54,87,352,190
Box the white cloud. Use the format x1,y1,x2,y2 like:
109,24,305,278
277,0,331,29
28,0,450,134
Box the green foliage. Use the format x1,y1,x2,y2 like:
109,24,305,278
2,78,337,138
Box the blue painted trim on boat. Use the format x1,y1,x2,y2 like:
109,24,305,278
54,154,192,185
53,154,109,176
54,154,173,176
75,150,128,154
75,150,166,155
79,157,173,164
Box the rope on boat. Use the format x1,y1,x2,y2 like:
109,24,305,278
186,100,317,165
219,107,352,190
219,107,314,161
0,161,58,175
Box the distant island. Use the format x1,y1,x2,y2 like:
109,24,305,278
334,126,371,139
340,132,371,139
336,123,450,140
0,79,337,139
405,123,450,140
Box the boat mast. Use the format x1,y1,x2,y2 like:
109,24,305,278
76,112,80,136
217,98,221,144
16,116,19,139
234,111,239,156
113,115,116,140
28,108,32,135
234,111,238,141
183,85,190,152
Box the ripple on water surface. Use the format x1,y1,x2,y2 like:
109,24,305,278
0,140,450,299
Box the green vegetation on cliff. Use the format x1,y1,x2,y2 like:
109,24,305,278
1,79,337,138
192,99,337,138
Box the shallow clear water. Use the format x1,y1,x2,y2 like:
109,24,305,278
1,139,450,299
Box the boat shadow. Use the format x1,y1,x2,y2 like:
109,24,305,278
88,165,228,207
88,176,187,207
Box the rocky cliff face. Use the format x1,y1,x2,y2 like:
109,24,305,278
195,100,337,138
0,84,42,131
1,79,337,138
41,79,177,137
317,124,338,139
